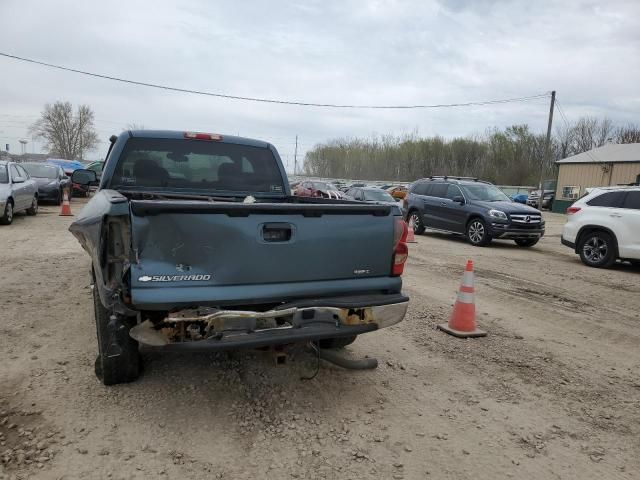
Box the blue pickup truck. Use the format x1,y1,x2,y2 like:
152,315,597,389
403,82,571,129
70,130,409,385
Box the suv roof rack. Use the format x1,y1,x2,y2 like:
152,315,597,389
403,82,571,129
428,175,479,181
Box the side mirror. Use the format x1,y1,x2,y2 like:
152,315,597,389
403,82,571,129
71,169,98,186
13,176,25,184
62,175,69,180
452,195,465,204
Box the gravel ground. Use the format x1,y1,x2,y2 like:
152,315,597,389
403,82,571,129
1,200,639,480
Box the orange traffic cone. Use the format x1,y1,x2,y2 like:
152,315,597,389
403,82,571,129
406,218,417,243
59,189,73,216
437,260,486,338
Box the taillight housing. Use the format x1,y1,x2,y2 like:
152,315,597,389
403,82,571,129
566,206,581,215
392,219,409,276
184,132,223,141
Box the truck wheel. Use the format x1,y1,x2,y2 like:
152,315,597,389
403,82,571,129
467,218,492,246
0,200,13,225
319,335,357,349
93,285,141,385
408,210,426,234
514,238,539,247
578,231,616,268
26,196,38,216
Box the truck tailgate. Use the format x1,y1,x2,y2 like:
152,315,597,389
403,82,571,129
128,200,400,306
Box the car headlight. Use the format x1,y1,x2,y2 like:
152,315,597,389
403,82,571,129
488,209,508,220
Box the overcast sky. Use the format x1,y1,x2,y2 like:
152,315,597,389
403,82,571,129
1,0,638,167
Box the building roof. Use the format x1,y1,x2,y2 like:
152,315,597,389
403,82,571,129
556,143,640,164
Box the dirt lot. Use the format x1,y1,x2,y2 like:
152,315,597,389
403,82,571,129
1,200,639,480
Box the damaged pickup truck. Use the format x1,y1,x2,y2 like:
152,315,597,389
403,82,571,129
70,130,409,385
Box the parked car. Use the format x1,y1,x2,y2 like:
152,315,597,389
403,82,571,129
69,130,409,385
21,162,71,205
527,180,557,209
347,187,398,206
85,160,105,181
561,186,640,268
387,185,408,200
511,192,529,204
403,176,545,247
46,158,89,197
295,180,345,199
0,160,39,225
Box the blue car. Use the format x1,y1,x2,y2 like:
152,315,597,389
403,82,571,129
46,158,89,197
511,193,528,204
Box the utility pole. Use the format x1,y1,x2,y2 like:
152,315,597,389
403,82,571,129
293,134,298,176
539,90,555,209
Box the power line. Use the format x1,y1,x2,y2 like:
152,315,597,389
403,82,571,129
0,52,550,110
555,98,603,164
554,98,571,128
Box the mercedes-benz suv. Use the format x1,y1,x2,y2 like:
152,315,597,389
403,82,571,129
403,176,545,247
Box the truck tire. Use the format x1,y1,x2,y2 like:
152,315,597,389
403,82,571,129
319,335,357,349
93,284,141,385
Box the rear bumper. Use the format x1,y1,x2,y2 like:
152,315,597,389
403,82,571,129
131,296,409,351
130,277,403,310
561,237,576,250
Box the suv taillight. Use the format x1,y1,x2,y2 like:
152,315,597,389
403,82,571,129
392,219,409,276
566,206,581,215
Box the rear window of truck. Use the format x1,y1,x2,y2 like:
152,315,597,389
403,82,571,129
109,138,285,194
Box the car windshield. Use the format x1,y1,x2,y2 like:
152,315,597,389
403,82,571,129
462,184,510,202
364,189,395,202
22,164,58,179
0,166,7,184
109,138,285,195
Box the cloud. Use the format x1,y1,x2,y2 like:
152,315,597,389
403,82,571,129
0,0,638,164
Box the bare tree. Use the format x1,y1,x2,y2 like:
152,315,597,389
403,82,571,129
30,101,99,160
555,123,575,159
614,123,640,144
571,116,614,154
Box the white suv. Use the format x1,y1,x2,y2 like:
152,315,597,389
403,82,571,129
561,186,640,268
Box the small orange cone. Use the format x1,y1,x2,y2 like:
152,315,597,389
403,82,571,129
437,260,486,338
406,218,417,243
59,189,73,216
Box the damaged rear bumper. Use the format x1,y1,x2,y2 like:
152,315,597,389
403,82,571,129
130,294,409,351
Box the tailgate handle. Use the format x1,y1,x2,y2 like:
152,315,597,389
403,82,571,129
261,223,293,243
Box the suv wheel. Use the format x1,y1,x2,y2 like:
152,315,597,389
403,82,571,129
408,211,426,235
467,218,491,246
515,238,539,247
578,231,616,268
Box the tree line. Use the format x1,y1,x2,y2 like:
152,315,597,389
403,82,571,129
303,118,640,185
